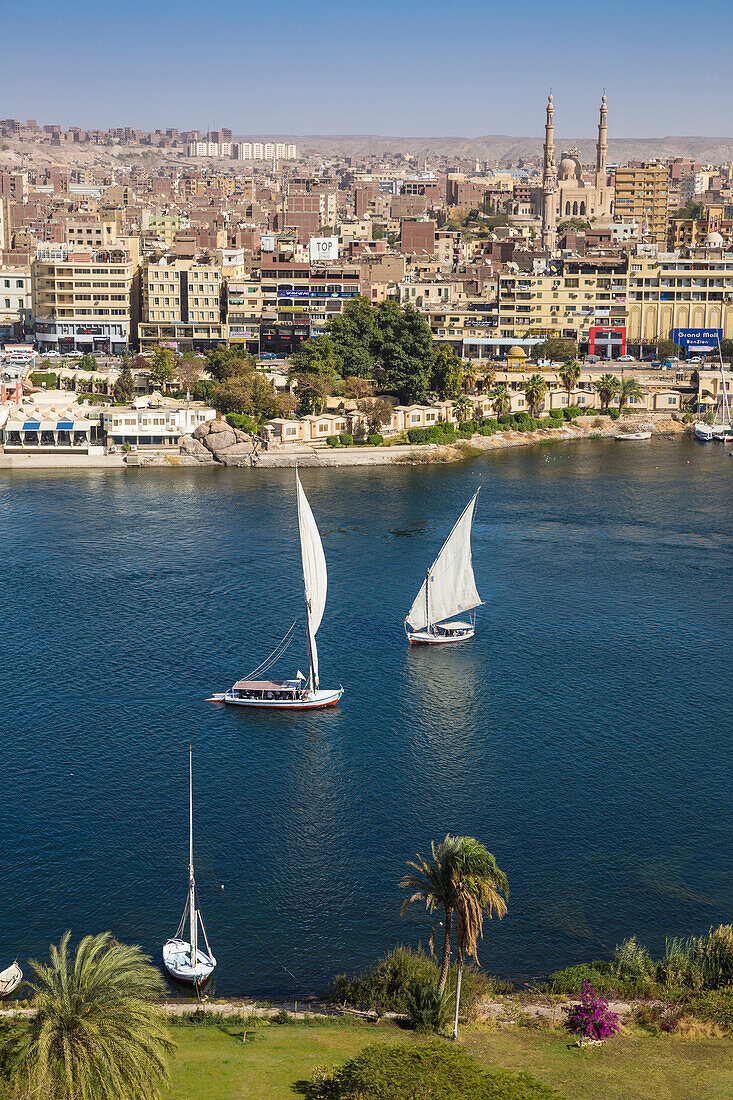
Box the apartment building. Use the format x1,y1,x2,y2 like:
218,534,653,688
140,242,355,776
32,242,139,354
225,278,263,351
625,253,733,346
614,163,670,247
64,218,118,249
668,205,733,251
0,265,32,338
495,258,629,356
138,255,225,349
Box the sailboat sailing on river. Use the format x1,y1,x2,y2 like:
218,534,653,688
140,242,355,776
208,470,343,709
405,487,483,644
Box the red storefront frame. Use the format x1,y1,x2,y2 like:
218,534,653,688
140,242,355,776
589,326,626,355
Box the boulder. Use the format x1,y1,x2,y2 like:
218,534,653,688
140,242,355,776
179,434,216,463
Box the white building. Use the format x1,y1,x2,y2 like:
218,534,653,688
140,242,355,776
101,400,216,449
0,266,32,338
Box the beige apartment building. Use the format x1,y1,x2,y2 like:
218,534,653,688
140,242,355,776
32,240,139,355
138,255,226,349
0,265,33,338
625,254,733,345
614,163,670,247
226,278,263,351
64,218,119,250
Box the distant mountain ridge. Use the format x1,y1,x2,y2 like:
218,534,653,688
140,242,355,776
240,134,733,164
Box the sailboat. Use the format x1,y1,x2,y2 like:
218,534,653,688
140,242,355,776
162,749,216,986
208,470,343,709
405,487,483,644
0,962,22,998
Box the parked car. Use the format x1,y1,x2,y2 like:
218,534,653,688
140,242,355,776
688,356,702,364
617,354,634,362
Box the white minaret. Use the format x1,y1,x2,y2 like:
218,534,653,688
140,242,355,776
541,94,557,252
596,94,608,182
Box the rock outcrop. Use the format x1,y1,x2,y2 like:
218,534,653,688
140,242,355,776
179,418,259,465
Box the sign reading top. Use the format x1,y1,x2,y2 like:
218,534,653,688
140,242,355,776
310,236,338,263
672,328,722,351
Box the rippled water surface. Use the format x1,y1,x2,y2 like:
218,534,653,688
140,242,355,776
1,437,731,996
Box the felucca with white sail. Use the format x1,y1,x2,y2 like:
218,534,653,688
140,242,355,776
694,341,732,441
208,470,343,709
405,487,483,644
163,749,216,986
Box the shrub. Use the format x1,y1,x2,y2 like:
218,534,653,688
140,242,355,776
564,981,620,1041
612,936,656,984
632,1002,683,1035
549,963,617,996
480,417,499,431
562,406,583,420
326,435,340,447
328,947,438,1015
549,409,563,420
405,981,450,1033
608,408,620,420
477,425,495,437
339,432,354,447
225,412,257,433
366,433,383,446
29,371,58,388
304,1041,558,1100
497,414,513,427
681,988,733,1034
407,427,427,444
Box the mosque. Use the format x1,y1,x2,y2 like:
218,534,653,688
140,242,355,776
536,94,614,250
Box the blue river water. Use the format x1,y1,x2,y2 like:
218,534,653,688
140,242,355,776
0,437,731,998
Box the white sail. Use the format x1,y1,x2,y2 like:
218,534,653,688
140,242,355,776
296,470,328,690
407,489,482,631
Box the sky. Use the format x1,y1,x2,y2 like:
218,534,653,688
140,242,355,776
8,0,733,137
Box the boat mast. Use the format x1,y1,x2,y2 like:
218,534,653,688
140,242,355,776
718,339,731,426
188,747,197,968
425,569,431,633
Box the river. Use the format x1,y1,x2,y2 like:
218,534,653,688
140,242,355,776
0,436,730,997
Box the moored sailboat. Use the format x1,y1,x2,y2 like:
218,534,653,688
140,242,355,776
163,749,216,987
695,342,732,441
405,487,483,644
208,470,343,709
0,962,22,998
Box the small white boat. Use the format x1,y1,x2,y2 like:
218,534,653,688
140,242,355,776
616,431,652,441
209,471,343,710
163,750,216,987
405,487,483,645
694,422,714,441
0,962,22,998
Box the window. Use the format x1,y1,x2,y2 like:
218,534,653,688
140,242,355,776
4,299,9,308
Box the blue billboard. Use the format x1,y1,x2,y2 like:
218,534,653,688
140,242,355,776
672,328,722,351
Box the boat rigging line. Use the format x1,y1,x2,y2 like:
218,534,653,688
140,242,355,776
244,618,301,680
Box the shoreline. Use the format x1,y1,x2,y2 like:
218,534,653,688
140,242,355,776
0,414,691,471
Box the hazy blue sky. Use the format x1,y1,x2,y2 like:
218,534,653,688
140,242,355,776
8,0,733,136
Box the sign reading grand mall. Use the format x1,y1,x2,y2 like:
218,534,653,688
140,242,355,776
672,328,723,351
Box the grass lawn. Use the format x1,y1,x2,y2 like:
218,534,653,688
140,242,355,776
165,1018,733,1100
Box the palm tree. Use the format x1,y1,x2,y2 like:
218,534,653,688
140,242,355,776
559,360,581,406
10,931,174,1100
451,840,509,1041
400,835,463,993
452,394,474,425
462,361,477,395
490,384,511,417
618,376,643,413
594,372,621,412
478,365,496,394
522,373,548,418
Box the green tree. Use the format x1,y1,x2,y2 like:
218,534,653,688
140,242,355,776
204,346,254,383
289,336,341,384
113,360,134,404
490,384,511,417
451,839,509,1041
429,346,463,400
719,338,733,364
478,365,496,393
533,336,577,362
376,301,435,404
400,836,465,994
295,372,332,415
342,376,374,399
328,296,379,378
452,394,474,424
558,360,581,405
77,353,98,372
618,376,644,412
9,930,174,1100
148,346,176,390
594,372,621,411
462,360,477,394
521,373,548,417
656,339,682,361
673,200,705,221
357,396,394,435
211,374,253,415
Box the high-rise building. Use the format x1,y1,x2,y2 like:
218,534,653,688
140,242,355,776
614,162,670,247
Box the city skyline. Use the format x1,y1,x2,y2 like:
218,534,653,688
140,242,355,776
9,0,733,137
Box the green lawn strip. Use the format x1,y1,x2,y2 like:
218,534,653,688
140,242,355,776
462,1025,733,1100
165,1020,733,1100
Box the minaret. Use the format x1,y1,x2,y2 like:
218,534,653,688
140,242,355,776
541,94,557,252
596,94,608,181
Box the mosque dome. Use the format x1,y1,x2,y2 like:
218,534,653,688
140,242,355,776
508,345,527,359
558,156,578,181
704,231,724,246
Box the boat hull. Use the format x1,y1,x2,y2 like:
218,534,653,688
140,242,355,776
408,626,475,645
0,963,22,998
163,939,216,985
694,423,714,441
616,431,652,441
211,687,343,709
